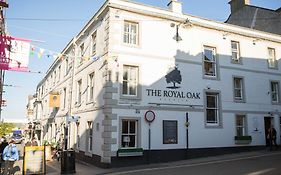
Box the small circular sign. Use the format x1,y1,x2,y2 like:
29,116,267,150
145,110,155,123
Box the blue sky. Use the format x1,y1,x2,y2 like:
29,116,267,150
3,0,281,121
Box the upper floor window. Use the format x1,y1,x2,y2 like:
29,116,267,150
79,43,85,64
268,48,277,69
57,66,61,82
122,65,138,96
203,46,217,78
91,31,97,56
205,91,220,127
63,87,67,109
231,41,240,63
88,72,95,102
233,77,245,102
77,79,82,104
271,81,280,103
123,21,138,45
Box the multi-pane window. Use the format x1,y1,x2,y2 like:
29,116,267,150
203,46,217,77
79,43,85,64
236,115,246,136
268,48,276,68
271,81,280,103
88,72,95,102
63,88,66,109
231,41,240,63
87,121,93,152
65,58,69,76
76,122,80,149
233,77,244,102
91,31,96,56
121,119,137,148
206,92,220,126
123,21,138,45
163,120,178,144
58,66,61,82
122,65,138,96
77,79,82,104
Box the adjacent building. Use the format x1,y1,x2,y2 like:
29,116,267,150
226,0,281,35
32,0,281,167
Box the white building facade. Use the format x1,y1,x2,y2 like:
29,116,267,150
33,0,281,167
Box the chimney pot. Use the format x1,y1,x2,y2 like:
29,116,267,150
229,0,250,14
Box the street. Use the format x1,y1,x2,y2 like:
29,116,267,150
9,144,281,175
107,151,281,175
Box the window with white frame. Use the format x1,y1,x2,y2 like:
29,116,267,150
63,87,66,109
203,46,217,77
268,48,277,68
231,41,240,63
76,122,80,149
123,21,138,45
87,121,93,152
233,77,244,102
79,43,85,64
122,65,138,96
121,119,137,148
236,115,246,136
77,79,82,104
205,92,220,126
58,66,61,82
65,58,69,76
91,31,96,56
88,72,95,102
271,81,280,103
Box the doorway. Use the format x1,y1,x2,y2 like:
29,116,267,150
264,117,273,146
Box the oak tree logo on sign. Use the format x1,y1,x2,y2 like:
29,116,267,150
165,67,182,89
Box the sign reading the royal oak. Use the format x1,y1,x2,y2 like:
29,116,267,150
145,67,201,99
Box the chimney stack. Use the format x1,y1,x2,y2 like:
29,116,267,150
229,0,250,14
167,0,182,14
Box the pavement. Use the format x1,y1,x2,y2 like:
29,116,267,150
7,148,281,175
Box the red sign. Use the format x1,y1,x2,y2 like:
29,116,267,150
144,110,155,123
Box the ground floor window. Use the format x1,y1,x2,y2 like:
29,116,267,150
236,115,246,136
87,121,93,152
163,120,178,144
121,119,137,148
76,122,80,150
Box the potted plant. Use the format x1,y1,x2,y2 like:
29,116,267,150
234,135,252,144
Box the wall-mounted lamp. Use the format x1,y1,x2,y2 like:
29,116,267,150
173,24,182,42
222,33,230,40
252,39,260,45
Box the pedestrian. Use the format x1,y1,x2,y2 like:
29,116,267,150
31,137,38,146
267,126,278,151
2,139,19,175
0,137,8,172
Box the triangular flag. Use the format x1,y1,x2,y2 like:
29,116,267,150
38,48,45,58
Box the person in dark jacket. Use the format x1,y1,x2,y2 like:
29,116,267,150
0,137,8,172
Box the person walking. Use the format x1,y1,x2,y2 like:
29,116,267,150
0,137,8,173
268,126,278,151
2,139,19,175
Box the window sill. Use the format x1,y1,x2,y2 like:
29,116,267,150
117,148,143,157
